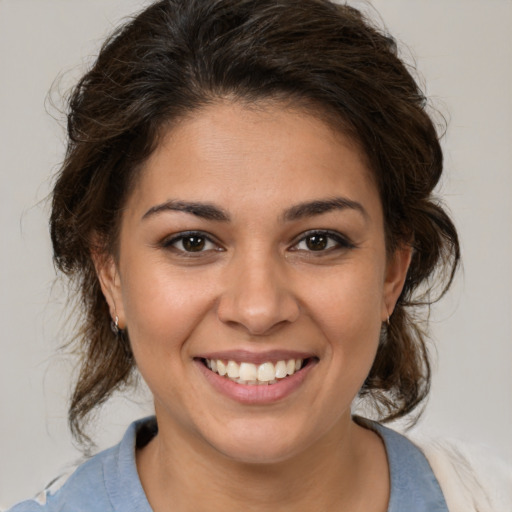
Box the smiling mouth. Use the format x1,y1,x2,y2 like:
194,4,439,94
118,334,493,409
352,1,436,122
200,358,313,385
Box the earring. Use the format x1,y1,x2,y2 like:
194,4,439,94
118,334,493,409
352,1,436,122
386,316,390,326
111,315,120,335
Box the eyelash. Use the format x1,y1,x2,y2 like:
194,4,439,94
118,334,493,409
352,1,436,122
162,229,355,256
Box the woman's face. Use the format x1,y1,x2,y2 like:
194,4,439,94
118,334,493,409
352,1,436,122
99,101,410,463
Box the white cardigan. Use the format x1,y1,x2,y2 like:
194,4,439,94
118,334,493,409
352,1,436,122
414,436,512,512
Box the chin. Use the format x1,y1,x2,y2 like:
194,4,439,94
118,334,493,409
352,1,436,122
216,440,301,465
204,418,317,465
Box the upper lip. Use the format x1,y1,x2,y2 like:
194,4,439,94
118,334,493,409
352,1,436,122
195,349,316,365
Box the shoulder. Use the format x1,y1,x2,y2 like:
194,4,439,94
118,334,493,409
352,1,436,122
412,435,512,512
5,417,155,512
5,446,117,512
360,417,512,512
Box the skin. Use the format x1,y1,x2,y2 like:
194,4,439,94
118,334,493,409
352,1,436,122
96,101,411,511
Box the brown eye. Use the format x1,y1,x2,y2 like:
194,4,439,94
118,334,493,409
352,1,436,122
305,234,328,251
182,235,206,252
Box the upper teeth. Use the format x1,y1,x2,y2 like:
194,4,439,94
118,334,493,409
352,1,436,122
205,358,304,384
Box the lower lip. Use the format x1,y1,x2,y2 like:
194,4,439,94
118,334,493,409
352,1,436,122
195,359,316,405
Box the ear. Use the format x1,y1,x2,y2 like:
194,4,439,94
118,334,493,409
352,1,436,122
91,248,126,329
381,244,412,321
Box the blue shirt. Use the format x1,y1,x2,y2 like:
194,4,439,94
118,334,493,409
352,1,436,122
8,417,448,511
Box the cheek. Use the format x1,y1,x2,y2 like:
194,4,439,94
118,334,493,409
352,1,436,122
308,262,385,327
305,262,385,366
119,264,216,356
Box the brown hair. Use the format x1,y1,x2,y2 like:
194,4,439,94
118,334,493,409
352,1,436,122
50,0,460,444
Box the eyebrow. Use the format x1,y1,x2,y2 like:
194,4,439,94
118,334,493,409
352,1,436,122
282,197,368,222
142,200,230,222
142,196,367,223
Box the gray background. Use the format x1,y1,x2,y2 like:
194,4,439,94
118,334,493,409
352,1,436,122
1,0,511,507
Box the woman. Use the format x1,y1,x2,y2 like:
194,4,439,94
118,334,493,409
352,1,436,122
7,0,510,511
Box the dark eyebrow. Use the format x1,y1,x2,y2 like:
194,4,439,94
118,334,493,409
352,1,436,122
283,197,368,222
142,200,230,222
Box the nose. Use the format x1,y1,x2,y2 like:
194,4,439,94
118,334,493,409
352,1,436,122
217,252,300,336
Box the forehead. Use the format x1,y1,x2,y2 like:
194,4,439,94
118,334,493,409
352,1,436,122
126,101,381,219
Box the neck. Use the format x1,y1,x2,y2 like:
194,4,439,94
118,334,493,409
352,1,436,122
137,414,389,512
